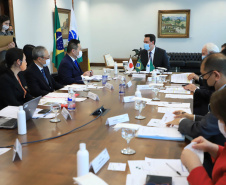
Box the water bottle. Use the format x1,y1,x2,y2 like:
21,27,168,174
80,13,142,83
152,70,157,83
17,106,27,135
102,70,108,86
68,88,76,111
77,143,89,177
119,76,126,95
134,88,142,110
114,62,118,75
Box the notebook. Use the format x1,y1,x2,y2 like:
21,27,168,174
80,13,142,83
0,96,41,129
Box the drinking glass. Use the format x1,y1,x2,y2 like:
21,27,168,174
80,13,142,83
135,100,146,119
121,128,136,155
152,87,160,101
50,103,61,123
82,78,90,92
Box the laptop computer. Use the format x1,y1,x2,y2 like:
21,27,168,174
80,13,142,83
0,96,42,129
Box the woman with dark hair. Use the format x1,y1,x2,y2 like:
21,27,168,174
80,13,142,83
0,48,33,109
181,88,226,184
23,44,35,67
0,15,16,62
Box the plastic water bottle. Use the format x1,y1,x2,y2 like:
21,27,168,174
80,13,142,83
17,106,27,135
119,76,126,95
102,70,108,86
152,70,157,83
134,88,142,110
114,62,118,75
77,143,89,177
68,88,76,111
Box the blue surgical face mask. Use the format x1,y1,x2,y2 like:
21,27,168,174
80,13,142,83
144,43,150,51
202,55,206,60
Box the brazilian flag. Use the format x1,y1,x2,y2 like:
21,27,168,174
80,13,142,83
135,58,144,72
52,5,65,69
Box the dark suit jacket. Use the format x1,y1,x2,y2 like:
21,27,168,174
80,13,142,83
140,47,170,71
0,69,33,110
58,54,84,85
179,113,226,146
25,63,63,97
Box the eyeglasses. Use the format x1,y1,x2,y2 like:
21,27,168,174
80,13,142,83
42,56,50,60
199,70,214,79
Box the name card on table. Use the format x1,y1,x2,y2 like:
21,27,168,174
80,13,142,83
105,83,114,90
61,107,72,120
105,114,129,126
132,74,146,79
88,92,99,101
123,96,135,103
127,81,132,88
12,139,22,161
90,148,110,174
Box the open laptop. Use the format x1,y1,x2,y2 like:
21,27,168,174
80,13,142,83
0,96,41,129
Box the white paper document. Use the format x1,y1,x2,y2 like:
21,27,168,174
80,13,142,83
132,74,146,78
136,85,152,90
165,94,193,99
161,112,176,123
147,119,165,127
171,73,192,84
160,88,191,94
184,142,204,163
136,126,185,141
45,93,69,98
158,107,192,114
123,96,135,103
0,106,18,119
0,148,11,155
73,172,108,185
32,108,56,119
107,162,126,171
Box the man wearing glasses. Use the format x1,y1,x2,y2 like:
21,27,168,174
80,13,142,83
184,43,219,115
25,46,63,97
166,53,226,177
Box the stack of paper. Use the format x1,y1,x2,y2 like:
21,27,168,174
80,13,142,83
136,126,185,141
171,73,192,84
160,87,191,94
165,94,193,99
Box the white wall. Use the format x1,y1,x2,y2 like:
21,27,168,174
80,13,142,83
88,0,226,63
12,0,226,65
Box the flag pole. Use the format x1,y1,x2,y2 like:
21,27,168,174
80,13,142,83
72,0,74,9
54,0,56,6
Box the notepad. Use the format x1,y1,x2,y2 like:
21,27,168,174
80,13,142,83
136,126,185,141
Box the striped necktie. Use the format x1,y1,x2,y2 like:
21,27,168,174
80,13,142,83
41,69,49,85
149,51,152,63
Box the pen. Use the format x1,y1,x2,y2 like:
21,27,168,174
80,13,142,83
43,110,51,117
166,163,181,176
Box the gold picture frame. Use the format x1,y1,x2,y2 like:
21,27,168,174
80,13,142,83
57,8,71,39
158,10,190,38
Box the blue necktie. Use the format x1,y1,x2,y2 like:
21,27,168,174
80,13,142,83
41,69,49,85
149,51,152,63
74,60,79,69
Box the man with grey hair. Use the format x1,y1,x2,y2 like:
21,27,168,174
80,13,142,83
183,43,219,115
25,46,63,97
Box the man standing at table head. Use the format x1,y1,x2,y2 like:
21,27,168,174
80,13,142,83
140,34,170,71
58,39,93,85
25,46,63,97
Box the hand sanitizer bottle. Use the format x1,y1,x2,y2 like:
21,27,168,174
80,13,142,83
17,106,27,135
77,143,89,177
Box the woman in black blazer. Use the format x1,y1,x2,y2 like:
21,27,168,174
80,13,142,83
0,48,33,110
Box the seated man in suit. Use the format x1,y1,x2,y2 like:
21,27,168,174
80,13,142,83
25,46,63,97
184,43,219,115
58,39,92,85
140,34,170,71
166,53,226,177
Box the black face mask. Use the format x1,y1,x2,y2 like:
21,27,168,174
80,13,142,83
202,79,216,91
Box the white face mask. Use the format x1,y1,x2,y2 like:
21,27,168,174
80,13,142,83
218,120,226,138
202,55,206,60
2,25,9,31
77,51,83,58
43,59,50,67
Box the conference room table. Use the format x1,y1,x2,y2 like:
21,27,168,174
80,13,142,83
0,71,193,185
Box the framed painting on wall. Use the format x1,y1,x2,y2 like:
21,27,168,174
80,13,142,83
58,8,70,39
158,10,190,38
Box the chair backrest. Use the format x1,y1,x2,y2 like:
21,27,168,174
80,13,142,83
103,54,114,66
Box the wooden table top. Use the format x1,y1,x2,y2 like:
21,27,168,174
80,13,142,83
0,72,192,185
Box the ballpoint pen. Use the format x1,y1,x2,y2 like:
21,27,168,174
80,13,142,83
43,110,51,118
166,163,181,176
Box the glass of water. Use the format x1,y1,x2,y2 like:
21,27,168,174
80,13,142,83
135,100,146,120
152,87,160,101
121,128,136,155
50,103,61,123
82,78,90,92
